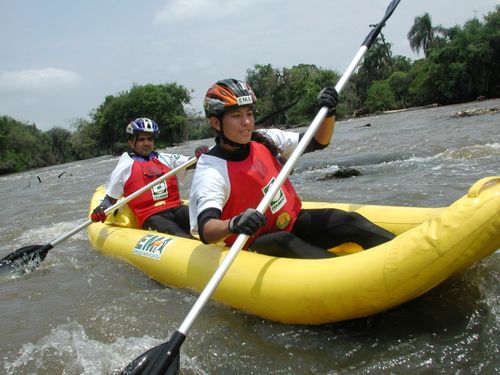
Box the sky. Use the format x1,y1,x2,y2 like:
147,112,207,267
0,0,498,131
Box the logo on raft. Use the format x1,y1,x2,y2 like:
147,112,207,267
133,234,174,260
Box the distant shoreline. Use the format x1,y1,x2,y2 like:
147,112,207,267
342,97,500,122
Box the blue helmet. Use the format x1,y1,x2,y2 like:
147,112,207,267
126,118,160,138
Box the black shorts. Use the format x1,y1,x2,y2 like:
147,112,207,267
250,208,394,259
142,205,191,238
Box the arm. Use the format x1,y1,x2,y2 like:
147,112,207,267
198,208,265,244
201,216,232,244
91,154,131,222
313,116,335,146
263,86,339,157
312,86,339,147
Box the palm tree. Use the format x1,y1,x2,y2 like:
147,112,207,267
354,37,393,103
407,13,448,57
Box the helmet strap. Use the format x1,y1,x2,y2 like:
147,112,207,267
219,132,247,148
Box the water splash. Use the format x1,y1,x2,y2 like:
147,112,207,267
2,322,165,375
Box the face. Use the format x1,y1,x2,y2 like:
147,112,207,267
129,132,155,157
211,106,255,147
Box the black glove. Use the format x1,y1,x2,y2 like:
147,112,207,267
228,208,266,235
317,86,339,118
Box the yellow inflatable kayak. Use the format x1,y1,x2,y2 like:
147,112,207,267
87,176,500,325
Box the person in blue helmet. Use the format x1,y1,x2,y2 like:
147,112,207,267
90,117,208,238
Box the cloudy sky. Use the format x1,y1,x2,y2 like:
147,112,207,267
1,0,498,131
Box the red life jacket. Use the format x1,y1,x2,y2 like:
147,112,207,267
123,158,181,227
221,142,302,248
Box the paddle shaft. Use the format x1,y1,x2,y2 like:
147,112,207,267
42,157,196,249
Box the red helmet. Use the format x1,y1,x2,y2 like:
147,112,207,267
204,78,256,118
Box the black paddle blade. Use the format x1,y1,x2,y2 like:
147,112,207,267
363,0,401,48
0,244,52,276
121,340,180,375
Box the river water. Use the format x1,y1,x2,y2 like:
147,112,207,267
1,99,499,374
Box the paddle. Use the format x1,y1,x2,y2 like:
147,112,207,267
0,157,198,276
0,100,316,278
121,1,402,373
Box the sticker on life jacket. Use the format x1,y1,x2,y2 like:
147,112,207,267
276,211,291,229
262,177,286,214
152,181,168,200
133,234,174,260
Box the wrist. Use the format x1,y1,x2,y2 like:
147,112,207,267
326,108,336,118
228,217,236,233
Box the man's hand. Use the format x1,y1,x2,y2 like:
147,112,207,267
195,145,209,158
90,205,107,223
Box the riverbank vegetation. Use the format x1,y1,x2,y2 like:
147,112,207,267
1,6,498,175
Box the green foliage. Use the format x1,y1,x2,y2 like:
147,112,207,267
407,12,449,57
392,55,412,72
246,64,340,126
185,115,213,140
92,82,191,153
246,64,282,120
364,80,396,112
408,6,500,103
0,116,52,174
484,6,500,96
69,118,101,160
407,59,435,105
45,127,75,164
388,71,412,107
354,37,394,104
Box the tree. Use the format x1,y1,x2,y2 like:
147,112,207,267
284,65,339,124
407,13,448,57
92,82,191,154
482,5,500,97
0,116,52,173
392,55,412,72
46,127,74,164
407,59,435,105
246,64,283,120
69,118,100,160
364,80,396,112
426,9,499,103
388,71,412,107
246,64,340,126
354,37,394,104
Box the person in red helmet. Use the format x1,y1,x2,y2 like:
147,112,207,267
91,117,208,238
189,79,394,258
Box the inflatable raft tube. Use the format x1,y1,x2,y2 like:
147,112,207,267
87,176,500,325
